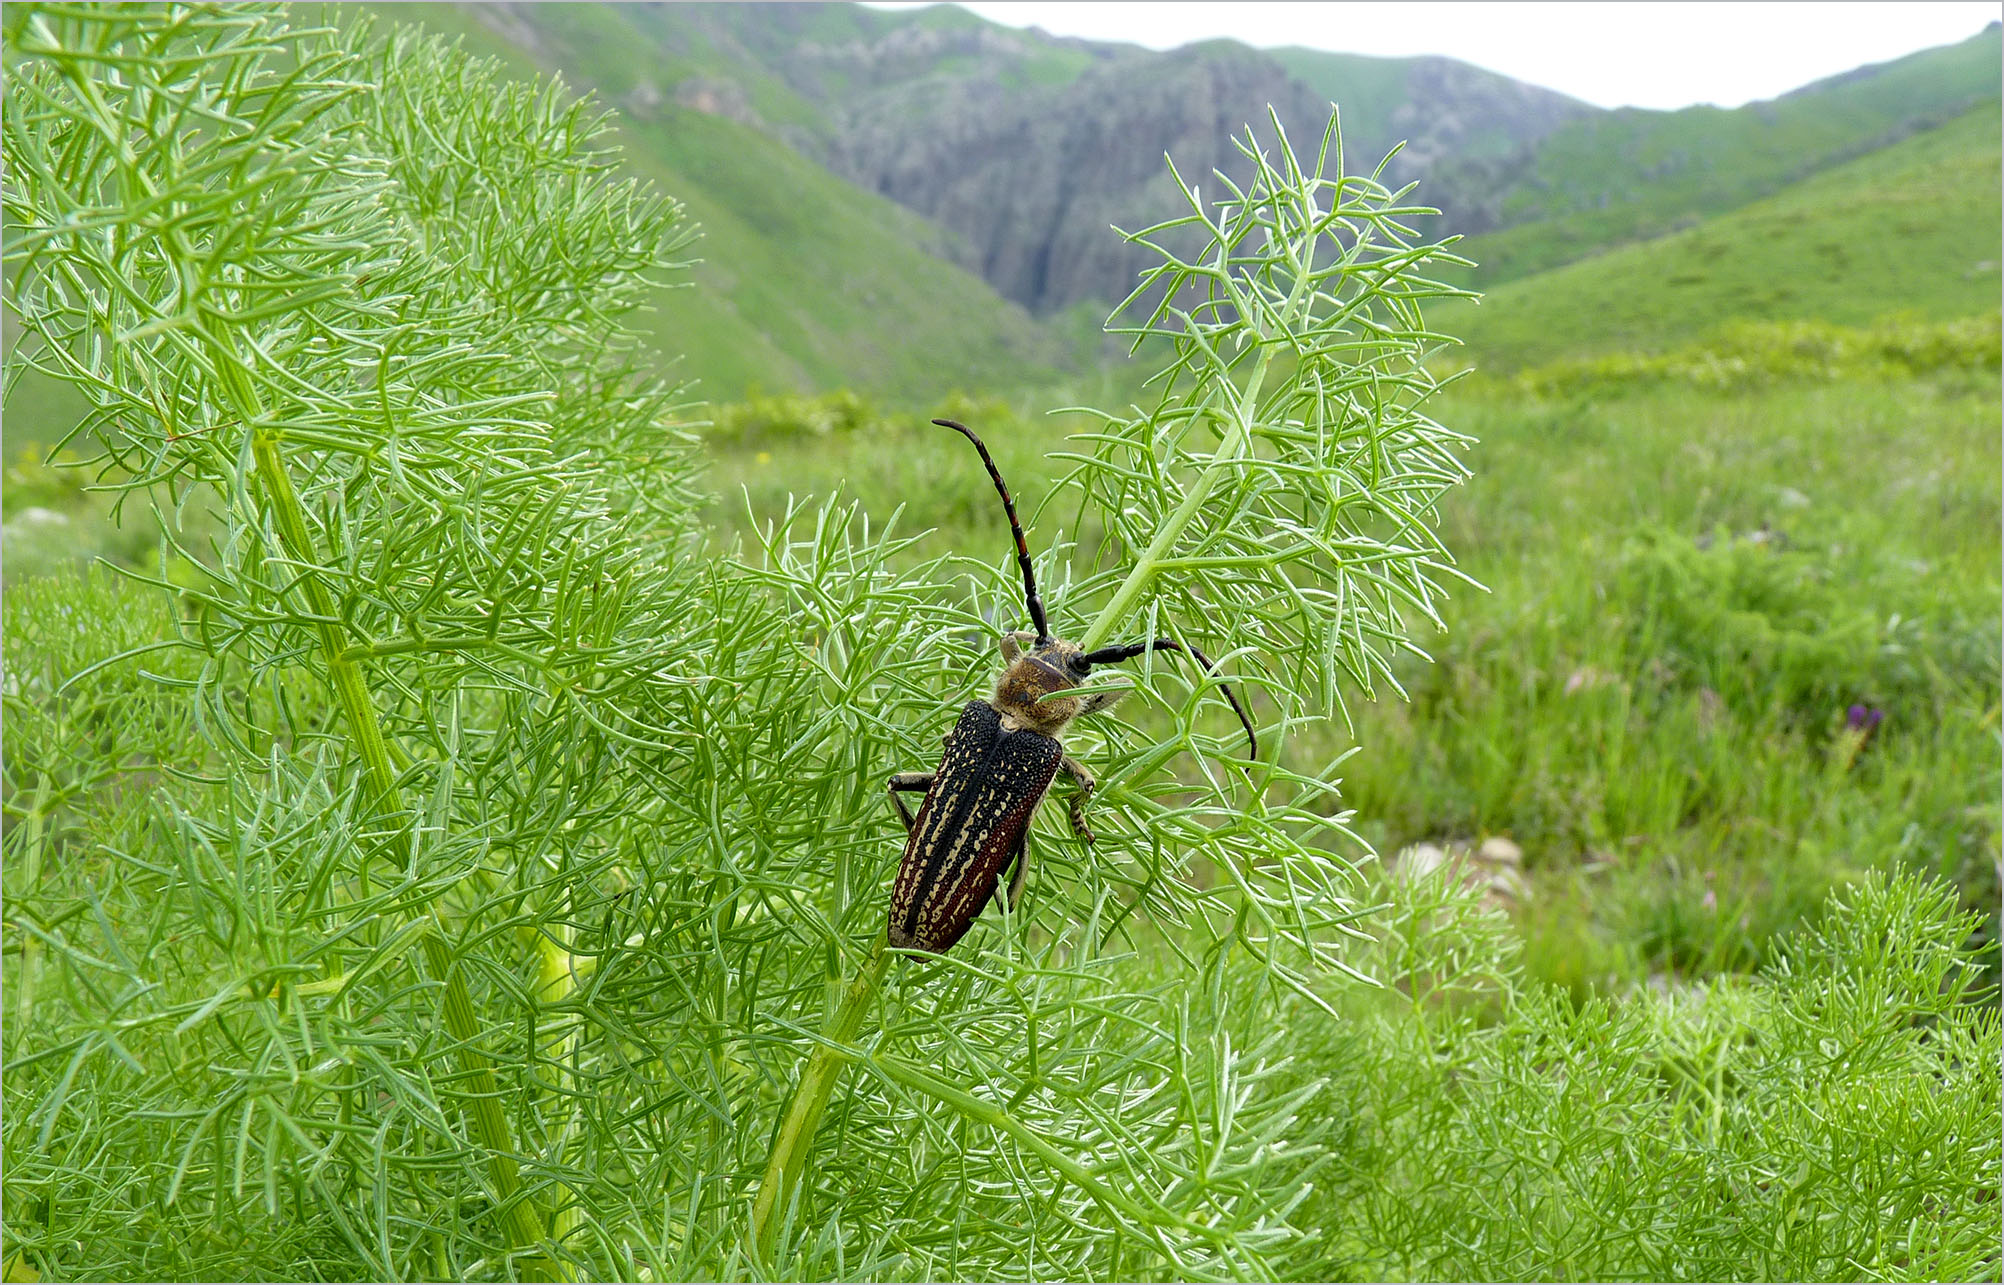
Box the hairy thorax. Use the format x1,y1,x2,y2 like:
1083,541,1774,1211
991,641,1086,737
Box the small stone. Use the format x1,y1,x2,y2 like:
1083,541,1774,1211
1487,868,1530,904
1394,839,1531,908
1392,842,1450,881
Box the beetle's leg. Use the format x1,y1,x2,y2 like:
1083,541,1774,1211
1059,755,1097,845
994,830,1030,914
887,771,934,834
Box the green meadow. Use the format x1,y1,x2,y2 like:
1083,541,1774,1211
3,5,1997,1280
699,333,2003,999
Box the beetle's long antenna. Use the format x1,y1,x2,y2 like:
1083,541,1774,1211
934,418,1050,644
1079,638,1258,761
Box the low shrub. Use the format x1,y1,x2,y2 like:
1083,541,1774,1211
1509,313,2001,397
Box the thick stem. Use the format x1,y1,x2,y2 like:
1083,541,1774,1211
1076,358,1270,652
535,919,585,1250
1080,190,1321,653
225,351,562,1276
748,933,892,1261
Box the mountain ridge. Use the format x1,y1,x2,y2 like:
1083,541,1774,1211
573,3,1996,313
1447,100,2003,369
376,3,2002,388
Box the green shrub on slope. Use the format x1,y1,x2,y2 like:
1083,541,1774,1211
1510,313,2002,397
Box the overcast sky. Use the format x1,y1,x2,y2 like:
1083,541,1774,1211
864,2,2001,110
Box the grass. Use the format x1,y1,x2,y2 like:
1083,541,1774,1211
10,5,1995,1001
695,361,2003,999
11,355,1996,1285
1285,866,2001,1282
16,265,1993,1013
1505,313,2001,398
5,9,1996,1276
1446,103,2004,368
1348,373,2001,991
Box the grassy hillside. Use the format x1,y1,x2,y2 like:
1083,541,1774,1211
1267,48,1416,148
1448,103,2002,369
1456,24,2002,286
359,3,1072,404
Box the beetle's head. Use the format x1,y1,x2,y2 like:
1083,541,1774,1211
936,416,1257,760
993,631,1128,736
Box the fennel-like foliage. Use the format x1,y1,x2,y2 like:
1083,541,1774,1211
5,6,1472,1276
8,7,1994,1284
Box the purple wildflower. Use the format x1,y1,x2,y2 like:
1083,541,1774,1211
1845,704,1884,733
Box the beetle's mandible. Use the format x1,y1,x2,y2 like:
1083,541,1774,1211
885,418,1258,955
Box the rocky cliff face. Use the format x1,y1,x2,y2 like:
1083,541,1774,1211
820,43,1340,314
1385,56,1591,175
603,2,1586,315
1375,57,1597,233
473,4,1995,320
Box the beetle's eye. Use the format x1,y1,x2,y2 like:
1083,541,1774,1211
1067,655,1092,677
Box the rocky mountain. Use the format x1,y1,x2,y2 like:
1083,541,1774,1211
820,41,1339,315
1271,46,1595,230
368,2,1999,396
582,2,1592,313
495,3,1996,317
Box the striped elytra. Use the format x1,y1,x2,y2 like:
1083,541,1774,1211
888,701,1061,953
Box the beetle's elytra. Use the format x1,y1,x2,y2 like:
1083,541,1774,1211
885,418,1257,955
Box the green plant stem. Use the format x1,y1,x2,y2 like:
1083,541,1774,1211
1076,370,1266,653
12,776,53,1036
748,931,892,1260
535,919,585,1251
746,179,1333,1263
223,348,563,1277
1078,219,1316,653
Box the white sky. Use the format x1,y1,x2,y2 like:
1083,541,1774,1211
864,2,2002,110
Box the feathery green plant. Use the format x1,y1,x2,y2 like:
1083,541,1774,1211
5,7,1997,1282
5,7,1482,1277
5,5,700,1277
1293,866,2001,1281
747,109,1478,1261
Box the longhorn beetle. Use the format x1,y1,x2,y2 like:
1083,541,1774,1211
886,419,1258,955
